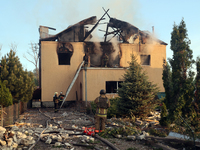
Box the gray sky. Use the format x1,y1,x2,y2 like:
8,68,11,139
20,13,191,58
1,0,200,71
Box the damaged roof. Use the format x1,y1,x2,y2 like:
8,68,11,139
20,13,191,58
39,15,167,45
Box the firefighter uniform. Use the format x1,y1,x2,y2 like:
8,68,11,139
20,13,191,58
94,90,110,132
53,92,59,113
58,92,64,108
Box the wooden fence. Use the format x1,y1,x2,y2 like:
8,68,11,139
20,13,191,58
1,101,27,127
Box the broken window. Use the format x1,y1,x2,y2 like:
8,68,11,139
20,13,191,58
57,42,73,65
106,81,123,93
140,55,150,65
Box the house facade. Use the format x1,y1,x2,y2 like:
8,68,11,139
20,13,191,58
39,16,167,107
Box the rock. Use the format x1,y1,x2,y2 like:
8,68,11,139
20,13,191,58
81,139,86,143
19,133,27,139
72,125,78,129
57,135,62,142
7,138,13,146
13,135,17,142
127,135,136,140
54,142,61,147
11,126,19,131
89,137,94,142
17,139,22,145
26,123,31,126
45,136,52,144
17,131,22,136
40,134,49,138
145,132,149,136
12,142,18,149
61,133,69,140
0,139,6,146
52,126,58,129
39,125,43,128
51,134,57,140
24,131,28,134
57,121,62,124
26,136,33,141
35,128,44,132
136,134,145,140
83,135,90,140
170,124,175,127
64,143,73,148
21,139,30,146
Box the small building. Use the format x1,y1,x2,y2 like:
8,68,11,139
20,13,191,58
39,14,167,107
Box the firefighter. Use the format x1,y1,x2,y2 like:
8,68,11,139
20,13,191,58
58,91,65,108
94,89,110,133
53,92,59,113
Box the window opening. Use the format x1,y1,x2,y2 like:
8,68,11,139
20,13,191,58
58,53,71,65
57,42,73,65
140,55,150,65
106,81,123,93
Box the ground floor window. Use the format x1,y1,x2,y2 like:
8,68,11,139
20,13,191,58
106,81,123,93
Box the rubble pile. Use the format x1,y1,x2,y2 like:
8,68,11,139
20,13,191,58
0,122,97,150
0,110,163,150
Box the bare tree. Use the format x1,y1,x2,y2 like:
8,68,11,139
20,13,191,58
24,43,39,85
9,43,17,52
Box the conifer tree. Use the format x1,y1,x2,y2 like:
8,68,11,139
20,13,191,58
164,19,195,122
0,50,35,102
0,80,12,107
117,55,159,119
162,61,172,109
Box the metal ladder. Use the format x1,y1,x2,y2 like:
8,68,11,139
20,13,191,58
60,61,85,108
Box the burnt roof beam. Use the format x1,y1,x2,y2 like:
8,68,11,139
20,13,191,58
82,9,109,41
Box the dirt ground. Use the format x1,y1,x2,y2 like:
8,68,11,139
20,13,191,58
18,105,174,150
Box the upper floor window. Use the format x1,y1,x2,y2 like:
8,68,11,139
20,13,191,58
140,55,150,65
57,42,73,65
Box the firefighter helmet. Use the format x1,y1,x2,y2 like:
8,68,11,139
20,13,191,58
100,89,106,94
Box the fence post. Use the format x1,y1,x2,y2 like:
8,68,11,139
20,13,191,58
18,100,20,118
0,105,3,126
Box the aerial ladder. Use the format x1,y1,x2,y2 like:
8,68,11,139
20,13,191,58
60,61,85,108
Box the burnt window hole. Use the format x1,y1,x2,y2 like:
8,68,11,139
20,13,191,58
58,53,72,65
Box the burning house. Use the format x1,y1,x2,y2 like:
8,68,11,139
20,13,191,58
38,10,167,107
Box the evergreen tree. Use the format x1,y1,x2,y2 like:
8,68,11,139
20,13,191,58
162,60,173,109
195,57,200,110
164,19,195,122
117,55,159,119
0,80,12,107
0,50,35,102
